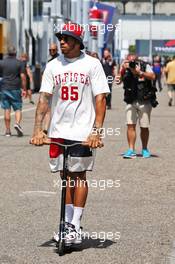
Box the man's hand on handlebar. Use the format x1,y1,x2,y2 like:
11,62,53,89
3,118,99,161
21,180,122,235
83,132,104,148
30,129,50,146
30,130,104,148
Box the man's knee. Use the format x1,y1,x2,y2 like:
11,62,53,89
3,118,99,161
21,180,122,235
4,116,10,121
4,110,11,121
127,124,136,130
60,171,86,180
69,171,86,181
140,127,149,131
60,171,87,188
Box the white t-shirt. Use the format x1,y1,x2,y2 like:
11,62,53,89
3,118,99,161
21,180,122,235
40,53,110,141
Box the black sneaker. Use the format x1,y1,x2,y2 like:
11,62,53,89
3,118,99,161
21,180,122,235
14,123,23,137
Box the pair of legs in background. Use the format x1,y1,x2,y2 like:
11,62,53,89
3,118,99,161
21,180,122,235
26,87,34,105
1,89,23,136
123,101,152,159
153,73,162,92
167,84,175,107
106,83,112,109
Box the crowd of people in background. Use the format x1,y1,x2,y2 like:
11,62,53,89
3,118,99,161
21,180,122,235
0,43,175,142
152,54,175,107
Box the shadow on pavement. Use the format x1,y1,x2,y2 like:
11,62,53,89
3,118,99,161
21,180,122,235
119,153,160,158
136,154,159,158
40,237,116,254
40,239,56,248
80,237,116,250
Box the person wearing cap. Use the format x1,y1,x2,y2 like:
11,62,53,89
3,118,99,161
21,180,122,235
0,46,26,136
30,22,110,245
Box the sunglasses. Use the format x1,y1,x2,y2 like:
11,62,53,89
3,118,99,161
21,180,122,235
49,49,57,51
58,35,74,43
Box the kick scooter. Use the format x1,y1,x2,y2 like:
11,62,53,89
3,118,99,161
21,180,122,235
45,140,83,256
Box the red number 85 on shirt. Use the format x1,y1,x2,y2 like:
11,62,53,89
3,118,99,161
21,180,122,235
61,86,78,101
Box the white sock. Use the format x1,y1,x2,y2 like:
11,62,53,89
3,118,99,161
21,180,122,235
71,207,84,232
65,204,74,223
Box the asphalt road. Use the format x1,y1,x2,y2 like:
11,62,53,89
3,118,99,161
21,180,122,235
0,85,175,264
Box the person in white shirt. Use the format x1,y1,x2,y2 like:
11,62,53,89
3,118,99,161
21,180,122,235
30,22,109,245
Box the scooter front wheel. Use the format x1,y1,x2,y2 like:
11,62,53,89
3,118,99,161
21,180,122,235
57,239,65,256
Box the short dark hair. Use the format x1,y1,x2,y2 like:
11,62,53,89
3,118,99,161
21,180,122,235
7,45,16,56
104,48,111,52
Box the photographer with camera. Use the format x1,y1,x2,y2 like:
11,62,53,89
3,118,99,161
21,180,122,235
116,54,157,158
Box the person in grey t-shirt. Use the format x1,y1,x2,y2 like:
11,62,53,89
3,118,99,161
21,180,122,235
0,46,26,136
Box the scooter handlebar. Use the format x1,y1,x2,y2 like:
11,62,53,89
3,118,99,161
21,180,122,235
43,138,85,148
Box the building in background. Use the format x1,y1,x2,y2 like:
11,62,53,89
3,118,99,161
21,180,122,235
0,0,10,59
2,0,175,64
1,0,118,64
8,0,45,65
89,1,117,57
102,0,175,61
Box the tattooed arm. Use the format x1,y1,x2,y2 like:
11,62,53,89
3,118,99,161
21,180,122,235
30,92,52,145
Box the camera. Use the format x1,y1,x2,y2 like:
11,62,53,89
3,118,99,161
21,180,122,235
143,89,159,108
150,98,159,108
129,60,137,69
129,60,146,72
